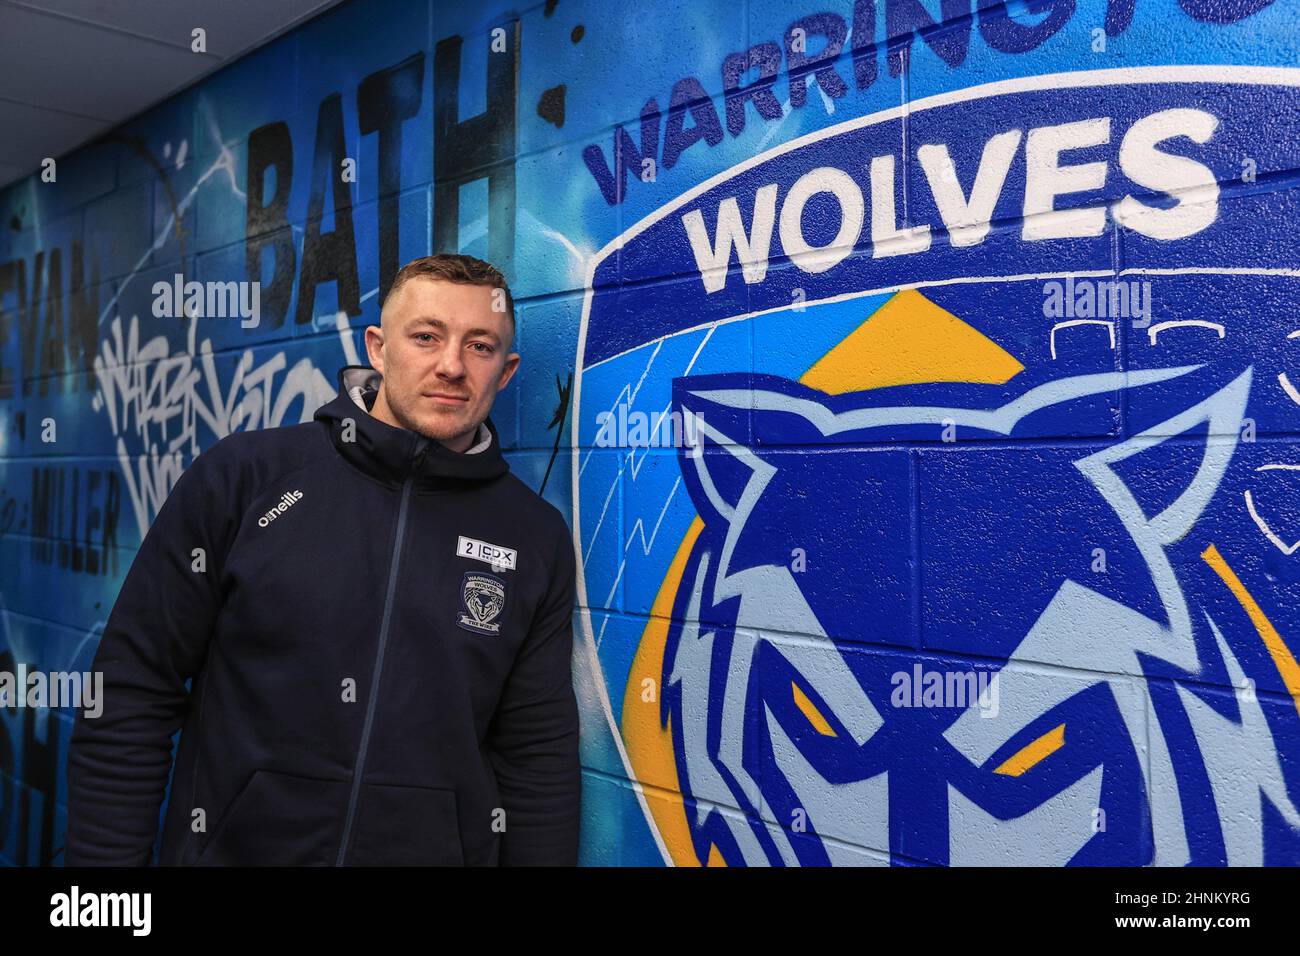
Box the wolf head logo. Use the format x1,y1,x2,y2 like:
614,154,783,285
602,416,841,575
458,572,506,635
659,361,1300,866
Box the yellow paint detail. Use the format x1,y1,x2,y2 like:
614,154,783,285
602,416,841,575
1202,543,1300,719
800,289,1024,395
994,723,1067,777
706,844,726,867
622,516,710,866
792,681,837,736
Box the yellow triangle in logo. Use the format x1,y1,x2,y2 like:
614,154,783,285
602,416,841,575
800,289,1024,394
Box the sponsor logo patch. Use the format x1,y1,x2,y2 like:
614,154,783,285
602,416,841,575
456,535,517,571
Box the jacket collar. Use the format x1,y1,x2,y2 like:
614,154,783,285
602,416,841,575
314,365,509,488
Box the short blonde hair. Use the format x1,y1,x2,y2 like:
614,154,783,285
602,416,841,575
384,253,515,334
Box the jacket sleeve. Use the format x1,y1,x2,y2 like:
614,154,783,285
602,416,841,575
485,519,582,865
64,440,238,865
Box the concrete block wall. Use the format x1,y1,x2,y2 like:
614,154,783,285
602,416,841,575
0,0,1297,865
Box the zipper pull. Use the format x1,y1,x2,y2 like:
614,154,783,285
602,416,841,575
412,435,432,468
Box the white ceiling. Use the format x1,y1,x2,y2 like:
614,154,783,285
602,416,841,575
0,0,346,189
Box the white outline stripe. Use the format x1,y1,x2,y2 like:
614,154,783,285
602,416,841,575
588,267,1300,372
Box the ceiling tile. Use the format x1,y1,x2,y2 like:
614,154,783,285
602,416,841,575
0,5,211,117
11,0,339,57
0,0,344,189
0,97,111,163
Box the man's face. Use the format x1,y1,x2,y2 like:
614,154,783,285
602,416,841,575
364,277,519,451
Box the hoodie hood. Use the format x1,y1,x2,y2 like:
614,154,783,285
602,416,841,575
313,365,509,488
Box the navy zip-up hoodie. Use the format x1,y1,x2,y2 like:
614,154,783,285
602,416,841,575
65,366,581,866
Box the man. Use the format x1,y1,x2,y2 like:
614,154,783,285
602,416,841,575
65,254,581,866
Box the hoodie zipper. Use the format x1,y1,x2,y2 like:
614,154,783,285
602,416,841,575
335,435,431,865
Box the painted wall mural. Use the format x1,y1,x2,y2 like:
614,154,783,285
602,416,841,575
1,0,1297,866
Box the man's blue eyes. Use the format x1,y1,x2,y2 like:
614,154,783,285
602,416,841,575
413,333,492,352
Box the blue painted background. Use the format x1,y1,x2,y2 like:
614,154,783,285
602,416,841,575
1,0,1297,866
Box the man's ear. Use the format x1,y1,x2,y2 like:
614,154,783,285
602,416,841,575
498,352,520,390
364,324,386,374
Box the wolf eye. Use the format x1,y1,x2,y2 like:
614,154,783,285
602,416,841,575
993,723,1066,777
792,681,837,737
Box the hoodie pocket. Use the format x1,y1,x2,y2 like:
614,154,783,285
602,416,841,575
346,783,464,866
195,769,349,866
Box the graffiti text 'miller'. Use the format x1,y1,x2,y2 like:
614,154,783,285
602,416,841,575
685,107,1217,292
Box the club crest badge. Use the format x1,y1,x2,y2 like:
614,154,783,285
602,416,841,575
456,571,507,635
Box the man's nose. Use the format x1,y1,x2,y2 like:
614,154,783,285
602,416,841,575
435,341,466,379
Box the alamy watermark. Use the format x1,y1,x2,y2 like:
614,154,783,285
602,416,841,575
152,273,261,328
0,665,103,718
594,403,705,454
50,886,150,935
890,664,999,718
1042,276,1153,328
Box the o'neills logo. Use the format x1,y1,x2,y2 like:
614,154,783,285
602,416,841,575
258,490,304,527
